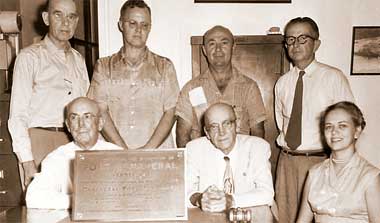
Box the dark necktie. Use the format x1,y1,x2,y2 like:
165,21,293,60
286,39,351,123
285,70,305,150
223,156,234,195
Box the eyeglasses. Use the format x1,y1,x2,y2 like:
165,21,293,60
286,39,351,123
121,20,151,31
207,119,236,133
285,34,316,46
52,11,79,23
68,113,98,123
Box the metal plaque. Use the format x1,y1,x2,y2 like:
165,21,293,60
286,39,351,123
71,149,187,222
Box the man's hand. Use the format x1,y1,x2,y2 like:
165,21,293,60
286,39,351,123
22,161,37,188
200,185,229,213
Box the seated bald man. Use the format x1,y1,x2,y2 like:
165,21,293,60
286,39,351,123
186,102,274,212
26,97,123,209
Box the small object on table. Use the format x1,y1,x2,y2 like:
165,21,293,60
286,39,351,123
229,207,251,222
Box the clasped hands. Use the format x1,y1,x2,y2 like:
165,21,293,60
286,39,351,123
199,185,234,213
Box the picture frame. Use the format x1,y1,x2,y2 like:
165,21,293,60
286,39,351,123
350,26,380,75
194,0,291,3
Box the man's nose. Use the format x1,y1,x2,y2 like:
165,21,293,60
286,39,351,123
78,117,86,127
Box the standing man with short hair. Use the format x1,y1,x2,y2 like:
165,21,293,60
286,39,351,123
274,17,355,223
176,25,266,148
87,0,180,150
8,0,89,188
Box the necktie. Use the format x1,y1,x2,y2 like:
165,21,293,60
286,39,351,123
223,156,235,195
285,70,305,150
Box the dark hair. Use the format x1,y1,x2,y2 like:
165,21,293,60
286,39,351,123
284,17,319,39
120,0,151,19
321,101,366,130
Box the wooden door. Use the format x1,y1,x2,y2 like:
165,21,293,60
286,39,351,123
191,35,290,177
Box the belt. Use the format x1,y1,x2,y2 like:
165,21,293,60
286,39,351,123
281,148,326,157
35,127,66,132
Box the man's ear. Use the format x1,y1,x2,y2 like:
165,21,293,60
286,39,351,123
118,21,123,32
42,11,49,26
202,45,207,57
98,116,105,131
65,119,71,133
204,127,211,140
313,39,321,53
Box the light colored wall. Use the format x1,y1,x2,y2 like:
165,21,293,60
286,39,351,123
98,0,380,167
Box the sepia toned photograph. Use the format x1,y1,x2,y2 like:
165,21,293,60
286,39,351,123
195,0,291,3
351,26,380,75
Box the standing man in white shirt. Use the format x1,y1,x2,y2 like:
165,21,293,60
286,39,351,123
26,97,123,209
186,103,273,215
8,0,89,189
274,17,355,223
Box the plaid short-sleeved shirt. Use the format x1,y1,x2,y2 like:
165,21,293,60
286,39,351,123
176,67,266,138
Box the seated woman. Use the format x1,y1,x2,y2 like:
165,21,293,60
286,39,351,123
296,101,380,223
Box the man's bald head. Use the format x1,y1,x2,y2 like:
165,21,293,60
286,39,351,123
65,97,103,150
203,25,234,45
204,103,237,154
204,103,236,127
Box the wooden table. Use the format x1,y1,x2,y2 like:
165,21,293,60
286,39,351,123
0,206,273,223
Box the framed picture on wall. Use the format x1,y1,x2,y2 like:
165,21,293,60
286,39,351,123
195,0,291,3
350,26,380,75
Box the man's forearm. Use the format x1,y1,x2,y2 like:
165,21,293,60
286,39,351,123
101,112,128,149
144,108,176,148
176,116,192,148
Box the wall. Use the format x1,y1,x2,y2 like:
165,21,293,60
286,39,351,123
98,0,380,167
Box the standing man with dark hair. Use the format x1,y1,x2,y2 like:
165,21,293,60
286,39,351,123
88,0,180,149
8,0,89,189
274,17,355,223
176,25,266,148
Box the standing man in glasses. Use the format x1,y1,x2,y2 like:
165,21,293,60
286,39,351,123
274,17,354,223
8,0,89,189
87,0,179,150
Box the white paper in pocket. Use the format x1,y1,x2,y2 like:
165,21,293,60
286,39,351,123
189,87,207,106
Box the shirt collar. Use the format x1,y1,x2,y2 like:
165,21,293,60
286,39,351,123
115,46,149,67
200,65,245,84
295,59,318,77
43,35,71,54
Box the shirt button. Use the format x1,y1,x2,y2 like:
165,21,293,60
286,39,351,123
130,125,135,129
68,91,71,95
130,111,135,115
131,82,136,86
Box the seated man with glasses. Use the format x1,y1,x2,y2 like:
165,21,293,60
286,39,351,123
26,97,123,209
274,17,355,223
186,102,274,216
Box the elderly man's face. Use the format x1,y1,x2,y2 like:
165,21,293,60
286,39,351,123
203,27,234,69
204,105,237,154
66,99,103,149
119,7,151,48
42,0,79,46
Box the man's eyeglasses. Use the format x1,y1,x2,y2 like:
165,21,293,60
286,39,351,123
68,113,97,123
207,119,236,133
285,34,316,46
52,11,79,23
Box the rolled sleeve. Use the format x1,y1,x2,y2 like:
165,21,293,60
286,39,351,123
8,51,35,162
175,85,194,125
